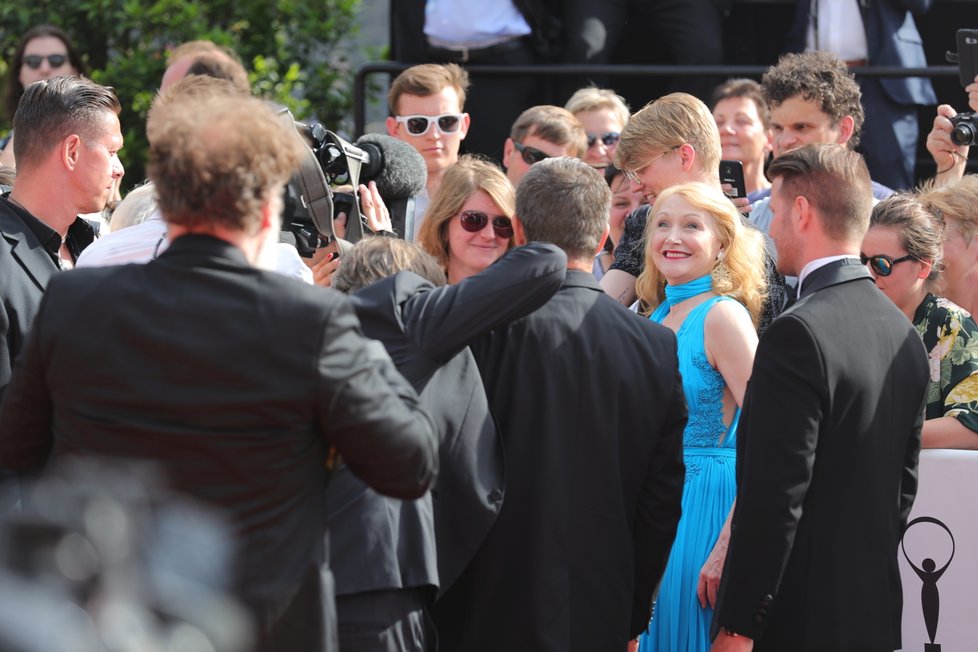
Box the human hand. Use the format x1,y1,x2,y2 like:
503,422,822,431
710,630,753,651
359,180,393,234
626,638,639,652
925,104,969,178
307,243,341,287
968,73,978,113
697,529,729,609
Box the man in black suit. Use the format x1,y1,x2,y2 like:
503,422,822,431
0,88,438,652
710,144,929,652
328,236,566,651
431,156,687,651
0,75,124,513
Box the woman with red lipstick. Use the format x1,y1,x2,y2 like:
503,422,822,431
633,182,766,652
418,155,516,284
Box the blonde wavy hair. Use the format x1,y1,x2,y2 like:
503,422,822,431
635,182,768,326
417,155,515,269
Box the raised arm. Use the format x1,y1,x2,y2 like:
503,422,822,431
315,296,438,500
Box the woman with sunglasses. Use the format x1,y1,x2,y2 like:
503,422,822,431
1,25,86,168
862,193,978,449
418,155,516,284
633,182,766,652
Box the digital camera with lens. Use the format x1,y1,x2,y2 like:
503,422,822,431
949,113,978,147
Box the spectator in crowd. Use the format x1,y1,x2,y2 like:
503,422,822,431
711,79,773,202
746,51,893,245
924,72,978,188
417,155,516,283
329,235,566,652
0,88,438,652
918,174,978,317
783,0,936,191
432,157,687,651
564,86,630,169
385,63,471,240
1,24,85,168
634,182,765,652
503,104,587,187
594,165,645,280
0,76,122,444
862,193,978,450
0,165,14,189
602,93,785,329
561,0,729,105
711,144,928,652
389,0,560,163
160,39,251,93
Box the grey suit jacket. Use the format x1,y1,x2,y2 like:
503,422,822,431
329,243,567,598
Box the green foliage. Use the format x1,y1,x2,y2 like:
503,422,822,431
1,0,363,189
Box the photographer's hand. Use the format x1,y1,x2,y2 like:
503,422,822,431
926,104,969,187
968,73,978,113
308,246,341,288
359,180,394,235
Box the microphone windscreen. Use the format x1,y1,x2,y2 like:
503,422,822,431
355,133,427,200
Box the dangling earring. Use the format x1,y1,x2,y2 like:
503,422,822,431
712,249,730,286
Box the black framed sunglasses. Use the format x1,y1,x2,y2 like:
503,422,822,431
860,253,916,277
458,210,514,239
23,54,68,70
587,131,621,148
513,141,550,166
394,113,463,136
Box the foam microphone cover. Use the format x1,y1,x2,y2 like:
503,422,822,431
355,133,427,200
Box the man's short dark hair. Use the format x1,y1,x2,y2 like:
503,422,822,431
12,75,121,169
761,51,864,147
148,92,304,232
515,157,610,261
768,143,872,241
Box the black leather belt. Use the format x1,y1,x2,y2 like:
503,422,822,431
427,36,532,63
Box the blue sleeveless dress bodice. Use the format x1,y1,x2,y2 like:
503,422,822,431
639,276,743,652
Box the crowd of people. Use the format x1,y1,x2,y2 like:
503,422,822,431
1,10,978,652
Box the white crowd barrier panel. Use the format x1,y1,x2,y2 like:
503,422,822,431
899,449,978,652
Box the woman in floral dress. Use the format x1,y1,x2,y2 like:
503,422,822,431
862,193,978,448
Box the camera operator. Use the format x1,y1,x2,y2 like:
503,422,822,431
925,71,978,187
306,179,396,287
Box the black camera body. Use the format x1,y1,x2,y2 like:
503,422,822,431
949,113,978,147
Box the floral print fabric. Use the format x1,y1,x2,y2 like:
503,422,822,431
913,293,978,433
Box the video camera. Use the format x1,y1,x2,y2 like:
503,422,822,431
946,29,978,147
277,108,427,257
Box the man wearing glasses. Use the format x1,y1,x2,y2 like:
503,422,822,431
502,104,587,187
386,63,471,241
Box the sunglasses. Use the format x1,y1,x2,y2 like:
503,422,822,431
23,54,68,70
860,253,916,277
587,131,621,148
458,210,514,239
395,113,463,136
513,141,550,166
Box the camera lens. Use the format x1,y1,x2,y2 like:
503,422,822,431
950,114,978,147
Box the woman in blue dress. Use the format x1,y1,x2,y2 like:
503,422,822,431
634,182,768,652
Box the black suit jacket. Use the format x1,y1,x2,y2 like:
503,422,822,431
712,259,929,652
0,234,438,652
432,270,687,652
330,243,567,599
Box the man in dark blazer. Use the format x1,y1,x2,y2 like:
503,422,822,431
784,0,937,190
710,144,929,652
431,157,687,652
327,237,566,651
0,75,124,513
0,88,438,652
